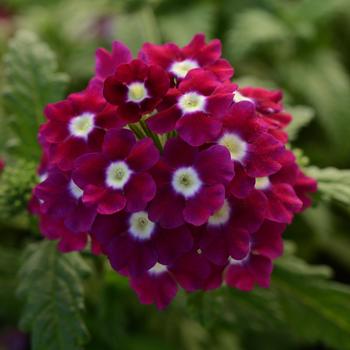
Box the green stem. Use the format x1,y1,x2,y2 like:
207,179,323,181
139,119,163,151
129,124,144,139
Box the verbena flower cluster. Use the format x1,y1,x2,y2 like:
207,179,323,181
30,34,317,309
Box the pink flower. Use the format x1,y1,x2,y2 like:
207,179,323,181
147,69,236,146
129,263,178,310
237,87,292,143
225,220,285,291
139,33,233,83
294,169,318,210
34,168,97,233
148,137,234,228
72,128,159,215
89,41,132,93
217,101,286,198
40,89,122,171
103,59,170,123
91,210,193,276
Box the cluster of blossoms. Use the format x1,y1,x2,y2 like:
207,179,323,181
30,34,317,309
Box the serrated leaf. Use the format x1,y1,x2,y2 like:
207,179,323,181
285,105,314,141
306,166,350,208
17,241,90,350
1,31,68,160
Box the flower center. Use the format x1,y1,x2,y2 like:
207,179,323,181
233,91,254,104
178,92,206,114
127,82,148,103
169,59,199,79
105,161,132,189
69,112,95,138
69,180,83,199
208,200,231,226
172,166,202,198
255,177,270,190
129,211,155,240
218,133,247,162
148,262,167,275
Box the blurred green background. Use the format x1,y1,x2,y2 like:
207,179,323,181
1,0,350,349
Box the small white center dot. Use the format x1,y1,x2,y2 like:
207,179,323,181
105,161,132,190
218,133,247,162
233,91,254,104
69,180,83,199
178,92,206,114
170,59,199,79
129,211,155,240
172,166,202,198
69,113,95,138
127,82,148,103
255,177,271,190
148,262,167,275
208,200,231,226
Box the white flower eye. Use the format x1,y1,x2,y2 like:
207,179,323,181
208,200,231,226
105,161,132,190
233,91,254,104
218,133,247,162
127,82,148,103
172,166,202,198
129,211,155,240
69,112,95,138
255,177,271,190
148,262,167,275
170,59,199,79
178,92,206,114
69,180,83,199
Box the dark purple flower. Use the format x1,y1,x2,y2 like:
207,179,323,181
73,128,159,215
148,137,234,228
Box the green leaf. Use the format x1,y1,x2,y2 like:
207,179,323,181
1,31,68,160
273,250,350,350
228,9,290,60
306,166,350,208
285,105,314,141
17,241,90,350
188,242,350,350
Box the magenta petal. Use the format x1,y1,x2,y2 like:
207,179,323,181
147,105,182,134
162,137,198,168
171,252,211,292
207,59,234,81
195,145,234,185
73,153,108,188
200,227,228,266
65,201,97,233
102,128,136,160
227,228,250,260
154,225,193,265
125,173,156,212
228,163,255,198
127,138,159,172
206,93,234,117
148,188,185,229
176,113,222,147
97,190,126,214
40,120,68,143
225,262,255,291
130,271,178,310
183,184,225,226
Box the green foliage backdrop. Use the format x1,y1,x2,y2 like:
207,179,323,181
1,1,350,349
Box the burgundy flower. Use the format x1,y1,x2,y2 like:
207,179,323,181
198,191,267,266
39,214,88,253
139,33,233,83
237,87,292,143
91,210,193,276
216,101,286,198
253,152,303,224
103,59,170,123
73,128,159,215
88,41,132,93
34,168,97,233
147,69,236,146
294,169,317,210
40,89,122,171
129,263,178,310
225,220,285,291
148,137,234,228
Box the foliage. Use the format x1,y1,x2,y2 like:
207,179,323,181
0,0,350,349
17,241,91,350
